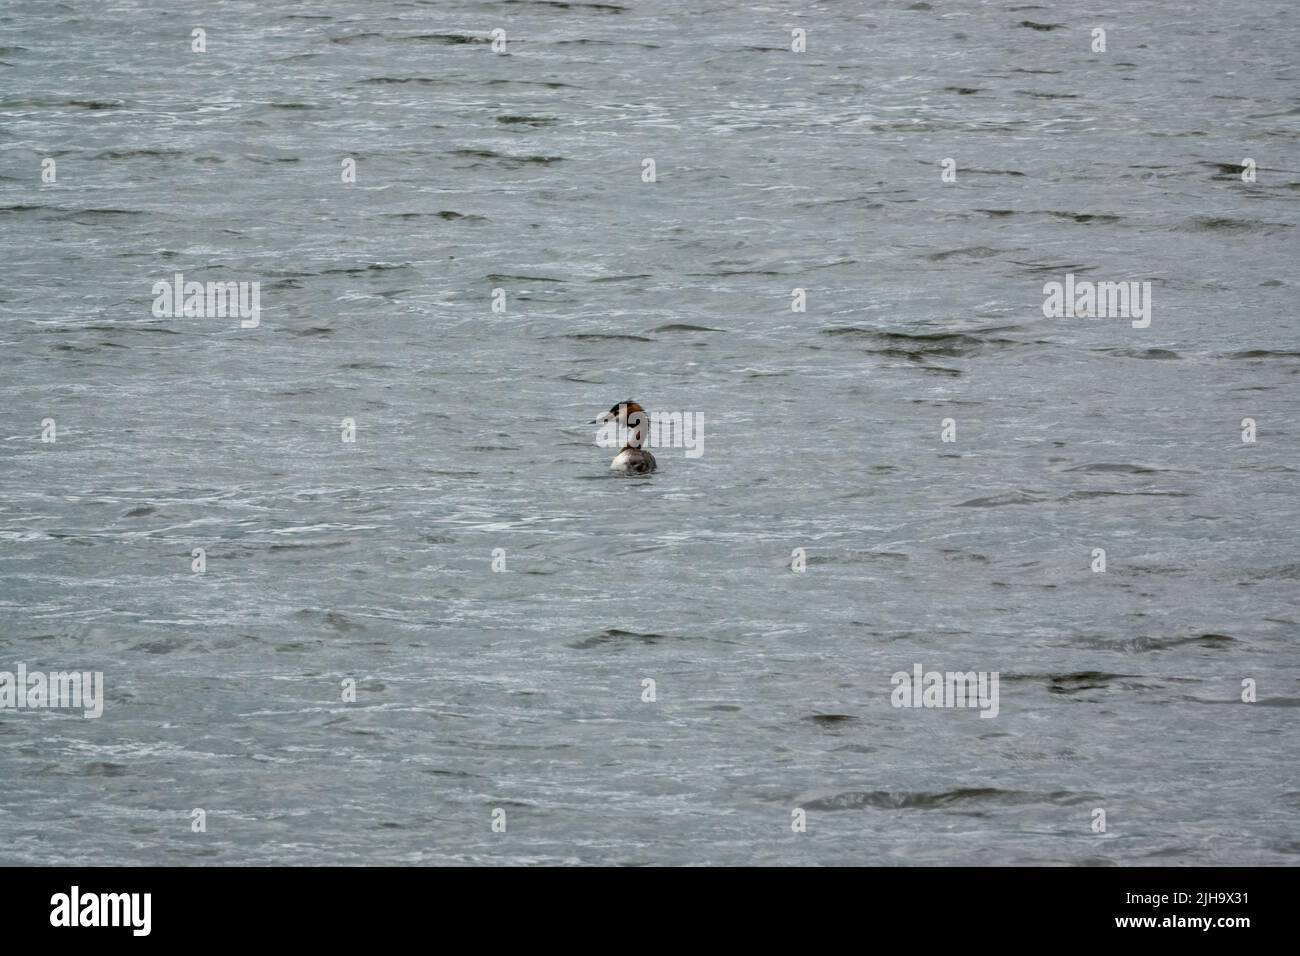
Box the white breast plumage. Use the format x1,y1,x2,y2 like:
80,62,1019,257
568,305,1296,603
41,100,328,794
611,448,657,475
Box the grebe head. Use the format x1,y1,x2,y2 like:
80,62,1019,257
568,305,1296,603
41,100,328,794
592,400,648,448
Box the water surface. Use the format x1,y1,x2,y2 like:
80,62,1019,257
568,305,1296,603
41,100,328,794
1,0,1297,865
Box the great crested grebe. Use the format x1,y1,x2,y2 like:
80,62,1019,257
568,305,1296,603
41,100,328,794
591,400,657,475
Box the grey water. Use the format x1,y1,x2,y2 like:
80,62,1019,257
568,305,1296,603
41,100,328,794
1,0,1297,866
